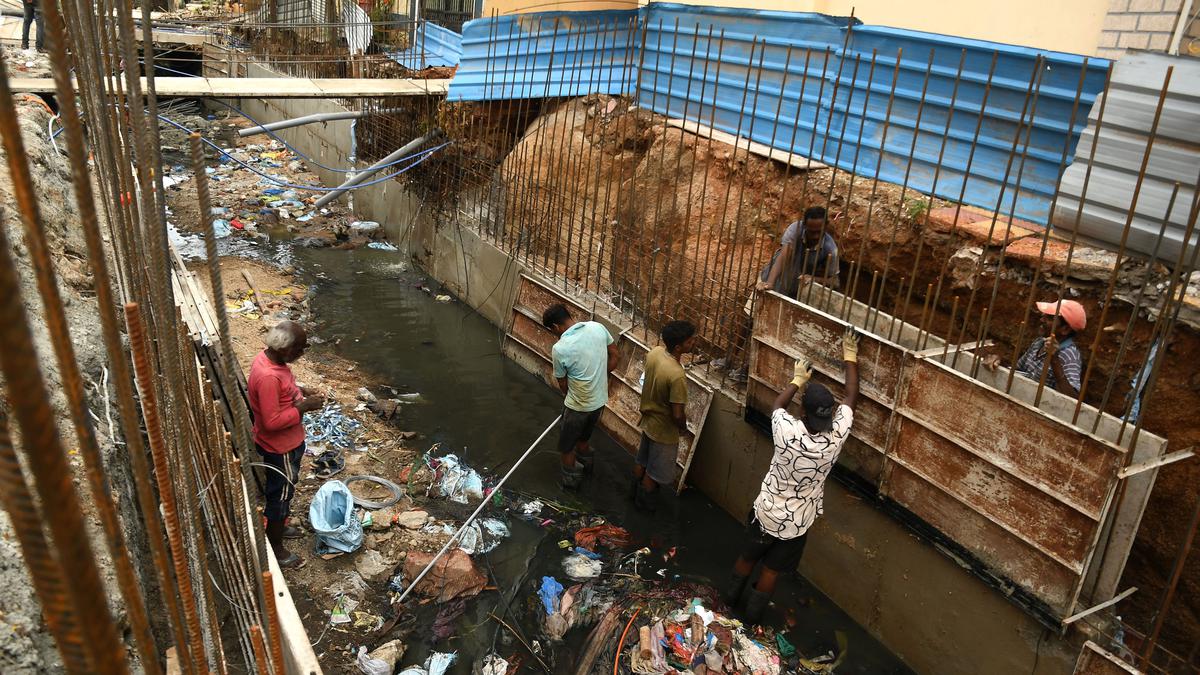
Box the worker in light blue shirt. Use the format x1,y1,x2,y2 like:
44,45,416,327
542,303,617,489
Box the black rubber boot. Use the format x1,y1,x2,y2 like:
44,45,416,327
266,520,302,568
575,449,596,475
560,463,585,491
634,483,658,513
282,523,303,539
743,586,770,625
722,572,749,608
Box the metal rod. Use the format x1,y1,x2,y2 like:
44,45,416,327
312,129,444,209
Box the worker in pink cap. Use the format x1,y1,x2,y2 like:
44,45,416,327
1015,299,1086,395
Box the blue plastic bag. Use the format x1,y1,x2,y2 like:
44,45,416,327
538,576,563,616
309,480,363,553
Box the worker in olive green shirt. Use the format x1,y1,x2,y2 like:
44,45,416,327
634,320,697,511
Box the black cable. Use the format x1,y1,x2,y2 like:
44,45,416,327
1030,628,1046,675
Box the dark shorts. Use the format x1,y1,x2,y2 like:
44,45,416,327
636,432,680,487
741,513,808,572
257,441,304,522
557,407,603,454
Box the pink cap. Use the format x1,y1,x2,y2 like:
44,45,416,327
1036,300,1086,331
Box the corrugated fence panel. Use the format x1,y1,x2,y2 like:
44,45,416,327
447,4,1110,226
1053,52,1200,263
448,10,638,101
392,22,464,68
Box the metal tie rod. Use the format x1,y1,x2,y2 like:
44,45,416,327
395,414,561,605
312,129,444,210
238,108,406,137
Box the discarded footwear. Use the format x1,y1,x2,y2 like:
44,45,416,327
634,484,658,513
312,449,345,478
722,572,749,608
743,586,770,624
560,463,585,491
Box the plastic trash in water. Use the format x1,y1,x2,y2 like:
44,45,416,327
478,654,508,675
573,547,602,560
212,219,231,238
367,241,399,251
562,553,602,580
424,652,456,675
538,576,563,616
430,454,485,504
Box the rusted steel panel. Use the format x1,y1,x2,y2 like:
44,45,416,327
509,311,557,362
754,292,905,405
890,418,1094,570
513,275,589,328
900,357,1122,518
886,464,1080,613
1073,641,1140,675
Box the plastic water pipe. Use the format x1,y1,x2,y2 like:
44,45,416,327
237,109,406,138
312,129,444,209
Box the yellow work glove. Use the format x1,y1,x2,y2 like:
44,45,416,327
842,326,860,363
791,357,813,388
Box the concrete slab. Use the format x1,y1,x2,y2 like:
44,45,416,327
8,76,451,98
926,205,1041,246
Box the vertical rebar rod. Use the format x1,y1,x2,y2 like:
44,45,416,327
262,571,287,675
125,303,209,675
0,221,129,674
646,17,683,326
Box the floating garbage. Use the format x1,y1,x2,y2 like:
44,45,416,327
562,553,602,580
357,639,405,675
350,220,381,235
212,218,232,238
538,576,563,615
476,654,508,675
455,517,510,555
428,453,485,504
367,241,399,251
303,404,364,450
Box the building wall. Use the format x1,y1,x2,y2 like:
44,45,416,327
1097,0,1190,59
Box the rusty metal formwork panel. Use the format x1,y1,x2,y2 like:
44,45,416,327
746,290,1164,622
503,274,713,491
1074,642,1141,675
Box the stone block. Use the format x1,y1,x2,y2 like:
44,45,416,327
1137,12,1180,31
1119,31,1152,48
1128,0,1162,10
1104,13,1139,30
1096,47,1127,59
1099,30,1123,47
1148,32,1172,49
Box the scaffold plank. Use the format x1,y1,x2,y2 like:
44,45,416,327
7,76,451,98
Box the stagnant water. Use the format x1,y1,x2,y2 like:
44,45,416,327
297,245,912,674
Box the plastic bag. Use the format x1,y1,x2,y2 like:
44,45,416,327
425,652,456,675
309,480,363,553
538,576,563,615
432,454,485,504
563,553,602,580
356,640,405,675
476,654,508,675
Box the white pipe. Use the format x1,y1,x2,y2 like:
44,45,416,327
395,414,561,606
312,129,443,209
237,109,405,137
1169,0,1196,55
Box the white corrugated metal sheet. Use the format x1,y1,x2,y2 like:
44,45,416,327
1053,52,1200,265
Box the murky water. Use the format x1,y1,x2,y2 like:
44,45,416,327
297,245,912,674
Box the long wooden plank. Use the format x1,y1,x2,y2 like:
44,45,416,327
8,76,451,98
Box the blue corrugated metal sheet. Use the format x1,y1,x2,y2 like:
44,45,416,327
446,3,1111,225
391,22,465,69
449,10,637,99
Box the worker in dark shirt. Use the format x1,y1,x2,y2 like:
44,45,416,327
1015,300,1086,395
756,206,840,299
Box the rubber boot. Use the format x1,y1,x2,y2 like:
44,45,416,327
743,586,770,625
722,572,749,608
560,463,585,491
282,523,303,539
266,520,302,568
575,449,596,475
634,483,658,513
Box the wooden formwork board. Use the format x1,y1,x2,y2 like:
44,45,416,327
1073,642,1140,675
745,290,1158,622
503,274,713,492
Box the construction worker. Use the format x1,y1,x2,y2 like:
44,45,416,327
755,206,841,298
247,320,324,568
634,320,697,511
725,326,860,624
542,303,618,490
1015,299,1086,395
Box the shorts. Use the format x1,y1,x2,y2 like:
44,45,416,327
636,432,680,487
557,407,603,454
741,513,808,572
257,441,304,522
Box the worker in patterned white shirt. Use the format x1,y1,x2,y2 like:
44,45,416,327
724,326,860,624
1014,299,1086,395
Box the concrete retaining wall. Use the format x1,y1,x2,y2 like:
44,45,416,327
217,76,1086,675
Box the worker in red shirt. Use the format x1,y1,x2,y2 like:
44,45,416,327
248,321,324,568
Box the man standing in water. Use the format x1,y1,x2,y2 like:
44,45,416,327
248,320,325,568
725,326,860,623
543,304,618,489
634,320,697,511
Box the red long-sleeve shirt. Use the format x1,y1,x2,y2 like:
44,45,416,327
247,350,305,454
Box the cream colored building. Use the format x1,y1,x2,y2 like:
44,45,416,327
480,0,1200,58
